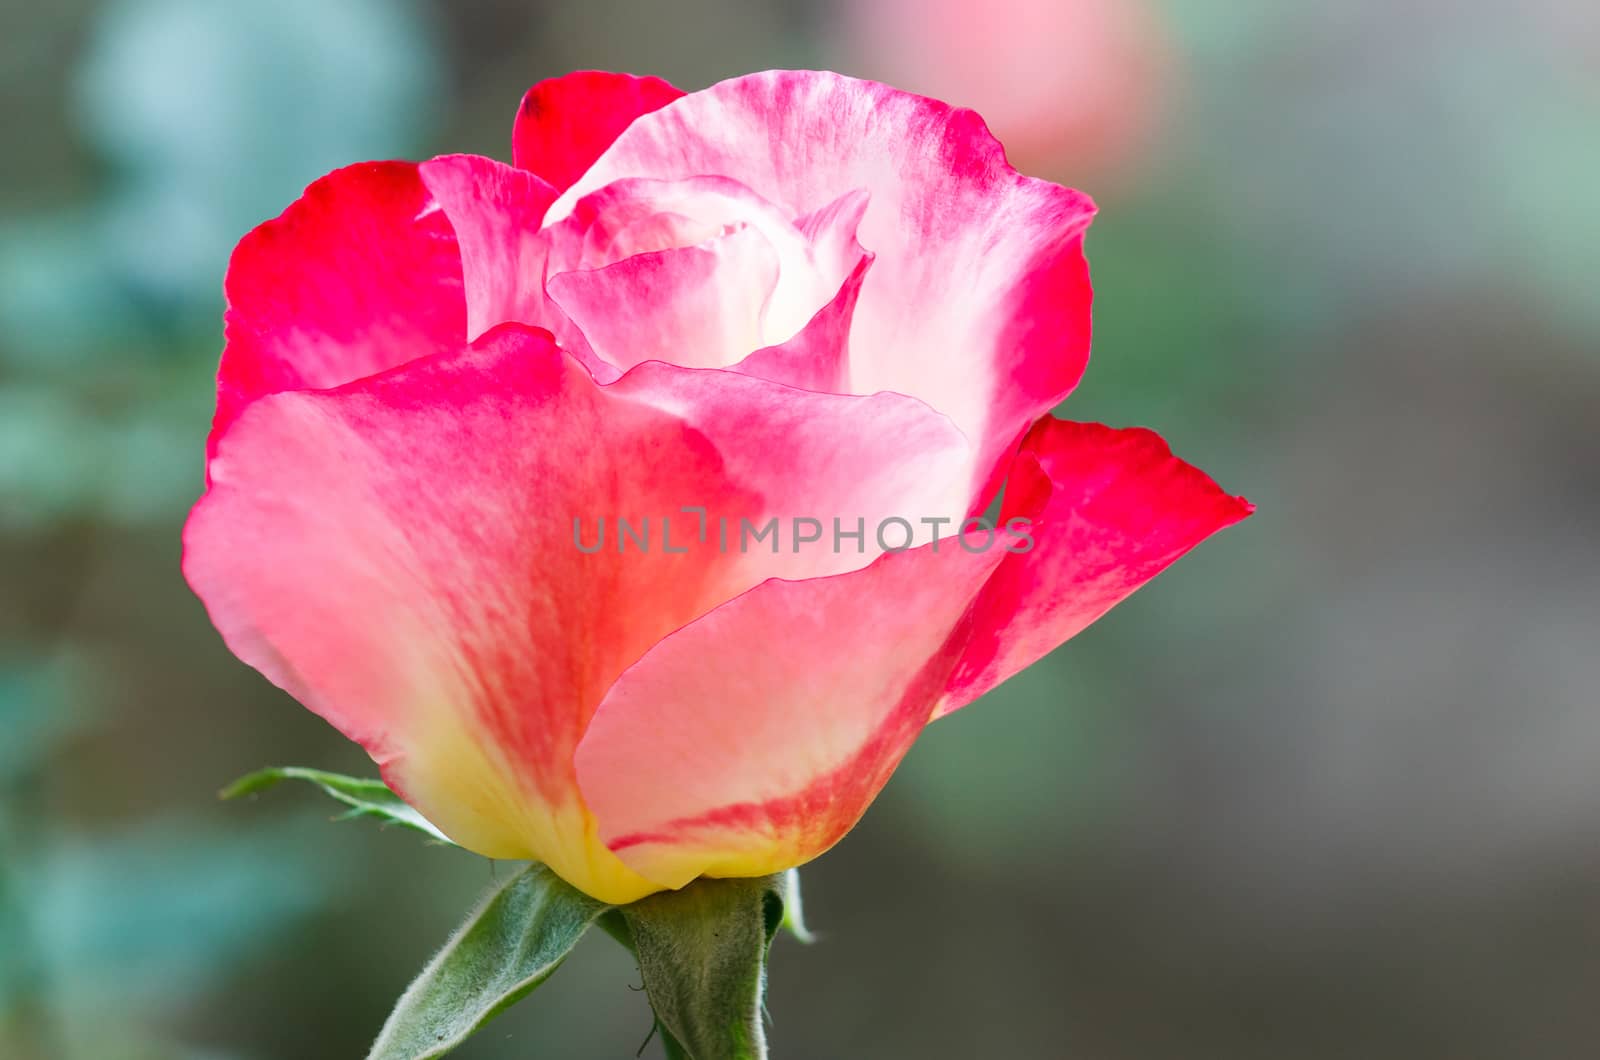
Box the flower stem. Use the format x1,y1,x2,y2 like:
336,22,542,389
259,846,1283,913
618,875,786,1060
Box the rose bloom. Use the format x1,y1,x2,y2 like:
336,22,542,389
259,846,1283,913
184,71,1250,904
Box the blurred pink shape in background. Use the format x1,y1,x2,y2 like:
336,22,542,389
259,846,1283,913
841,0,1172,185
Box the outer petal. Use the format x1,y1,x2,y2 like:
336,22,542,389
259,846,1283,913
512,71,684,192
937,418,1255,716
191,327,713,902
574,418,1251,885
551,71,1097,500
575,534,1007,889
605,360,975,585
184,328,971,901
215,160,466,440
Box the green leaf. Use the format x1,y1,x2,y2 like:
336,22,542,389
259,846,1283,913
621,875,787,1060
367,863,610,1060
220,766,454,845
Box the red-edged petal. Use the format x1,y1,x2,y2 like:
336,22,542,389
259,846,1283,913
215,160,466,442
575,534,1006,888
937,418,1254,716
185,326,970,900
551,70,1096,501
189,326,730,901
572,418,1249,885
512,71,684,192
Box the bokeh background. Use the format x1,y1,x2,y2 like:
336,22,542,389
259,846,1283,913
3,0,1598,1057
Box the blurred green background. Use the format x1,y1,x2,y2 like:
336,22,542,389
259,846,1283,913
2,1,1598,1057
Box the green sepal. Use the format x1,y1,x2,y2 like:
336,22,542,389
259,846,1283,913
227,765,818,1059
367,863,610,1060
620,871,806,1060
776,868,815,944
220,766,454,845
620,875,788,1060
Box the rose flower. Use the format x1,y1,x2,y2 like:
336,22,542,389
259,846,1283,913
184,71,1251,904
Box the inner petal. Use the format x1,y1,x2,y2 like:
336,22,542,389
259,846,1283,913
547,225,780,372
596,210,731,263
542,177,874,379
